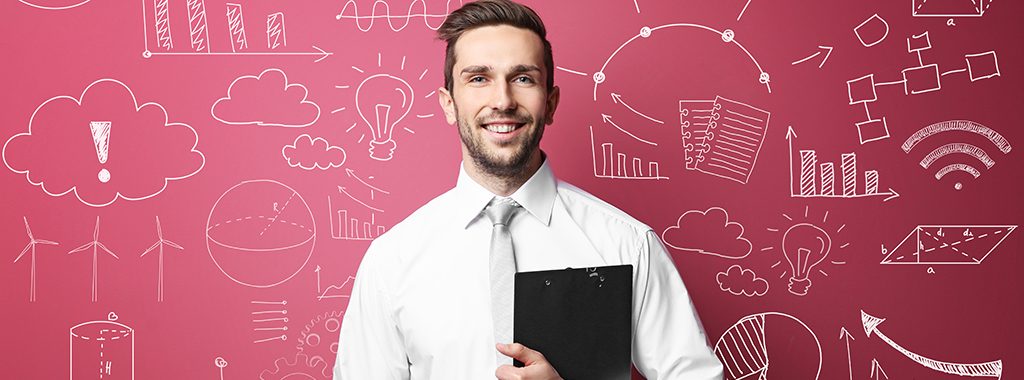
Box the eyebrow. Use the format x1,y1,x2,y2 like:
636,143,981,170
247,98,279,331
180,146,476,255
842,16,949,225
460,64,542,76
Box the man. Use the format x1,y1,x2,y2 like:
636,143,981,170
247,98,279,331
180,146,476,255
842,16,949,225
334,1,723,379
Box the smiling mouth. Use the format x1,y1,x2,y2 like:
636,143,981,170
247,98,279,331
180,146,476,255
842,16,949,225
483,122,525,133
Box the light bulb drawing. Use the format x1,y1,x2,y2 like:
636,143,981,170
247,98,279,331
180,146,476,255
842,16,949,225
355,74,414,161
764,206,849,297
782,223,831,296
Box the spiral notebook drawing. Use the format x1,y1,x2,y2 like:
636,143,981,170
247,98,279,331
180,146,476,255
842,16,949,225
680,96,770,184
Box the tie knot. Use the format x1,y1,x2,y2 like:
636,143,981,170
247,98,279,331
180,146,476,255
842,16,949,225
484,198,521,226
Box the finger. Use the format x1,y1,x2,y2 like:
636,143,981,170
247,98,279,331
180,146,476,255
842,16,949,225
494,364,522,380
496,343,547,365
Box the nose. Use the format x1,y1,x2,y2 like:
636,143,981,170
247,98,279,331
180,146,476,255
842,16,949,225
489,80,517,111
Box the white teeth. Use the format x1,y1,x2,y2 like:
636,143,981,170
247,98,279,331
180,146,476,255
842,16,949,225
486,124,518,133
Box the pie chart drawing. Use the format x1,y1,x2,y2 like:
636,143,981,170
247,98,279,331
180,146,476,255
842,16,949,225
207,179,316,288
714,312,822,380
19,0,91,10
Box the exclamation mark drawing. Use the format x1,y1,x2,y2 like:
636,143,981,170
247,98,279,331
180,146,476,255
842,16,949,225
89,121,111,183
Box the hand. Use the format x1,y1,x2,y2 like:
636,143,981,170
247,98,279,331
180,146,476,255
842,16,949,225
495,343,563,380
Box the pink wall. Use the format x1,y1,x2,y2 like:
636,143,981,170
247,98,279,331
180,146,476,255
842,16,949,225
2,0,1020,378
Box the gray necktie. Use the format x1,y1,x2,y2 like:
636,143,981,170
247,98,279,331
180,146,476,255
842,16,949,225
484,197,522,365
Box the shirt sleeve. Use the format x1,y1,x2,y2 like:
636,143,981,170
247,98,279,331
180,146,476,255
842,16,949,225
334,241,411,379
632,230,724,380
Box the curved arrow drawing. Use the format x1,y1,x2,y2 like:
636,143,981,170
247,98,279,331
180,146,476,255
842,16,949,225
861,310,1002,378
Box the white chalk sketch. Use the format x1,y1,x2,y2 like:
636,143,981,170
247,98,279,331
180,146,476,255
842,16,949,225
786,127,899,202
214,357,229,380
681,97,770,184
18,0,90,10
212,68,321,128
854,14,890,47
315,266,355,301
765,206,849,296
589,125,668,181
881,225,1015,265
736,0,752,20
901,120,1011,190
68,217,119,302
139,216,184,302
260,353,327,380
611,93,664,124
70,312,134,380
791,46,834,68
336,53,433,161
870,358,889,380
661,207,751,259
206,180,316,288
716,265,768,297
714,312,822,380
592,23,772,100
2,78,205,208
839,327,856,380
14,217,59,302
140,1,331,62
334,0,463,32
846,32,999,144
282,134,346,170
913,0,993,17
329,169,390,241
252,300,289,344
297,310,345,375
861,310,1002,378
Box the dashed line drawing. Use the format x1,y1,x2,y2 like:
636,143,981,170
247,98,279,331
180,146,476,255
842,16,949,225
791,46,834,68
334,0,463,32
592,23,772,101
765,206,848,296
787,127,899,202
212,68,321,128
206,180,316,288
282,134,347,171
913,0,993,17
662,207,751,259
214,357,228,380
716,265,768,297
139,216,183,302
589,126,668,180
297,310,345,375
335,53,434,161
681,96,770,184
252,300,289,344
315,266,355,301
141,0,331,62
259,353,326,380
68,217,119,303
854,14,890,47
881,225,1015,265
70,312,134,380
861,310,1003,378
14,217,59,302
846,31,999,144
901,120,1011,190
714,312,822,380
18,0,90,10
2,78,205,208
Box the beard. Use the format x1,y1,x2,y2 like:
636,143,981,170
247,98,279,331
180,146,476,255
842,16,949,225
456,105,545,179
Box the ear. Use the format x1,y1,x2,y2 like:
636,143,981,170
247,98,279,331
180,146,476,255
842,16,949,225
544,85,560,125
438,87,457,125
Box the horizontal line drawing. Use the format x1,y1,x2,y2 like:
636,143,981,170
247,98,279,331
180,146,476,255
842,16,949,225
881,225,1015,265
592,23,771,101
861,310,1002,378
913,0,993,17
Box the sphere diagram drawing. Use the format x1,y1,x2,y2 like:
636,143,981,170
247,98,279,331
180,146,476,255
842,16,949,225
206,180,316,288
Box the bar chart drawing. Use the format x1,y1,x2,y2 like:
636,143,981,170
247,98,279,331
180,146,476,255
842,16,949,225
589,126,669,180
786,127,899,202
328,196,387,241
141,0,331,62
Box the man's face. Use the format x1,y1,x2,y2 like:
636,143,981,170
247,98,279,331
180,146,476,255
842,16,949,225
439,24,559,177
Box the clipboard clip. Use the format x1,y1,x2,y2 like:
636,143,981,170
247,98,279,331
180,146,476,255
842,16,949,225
585,267,606,287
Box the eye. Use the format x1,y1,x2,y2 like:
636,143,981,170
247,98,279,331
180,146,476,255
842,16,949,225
513,76,536,84
468,76,487,84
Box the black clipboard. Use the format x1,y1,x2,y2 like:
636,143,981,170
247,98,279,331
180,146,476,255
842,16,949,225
514,265,632,380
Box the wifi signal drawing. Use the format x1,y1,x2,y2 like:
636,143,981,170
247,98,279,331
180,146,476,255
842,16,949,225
901,120,1011,190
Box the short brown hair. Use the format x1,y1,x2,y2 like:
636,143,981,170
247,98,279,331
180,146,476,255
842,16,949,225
437,0,554,93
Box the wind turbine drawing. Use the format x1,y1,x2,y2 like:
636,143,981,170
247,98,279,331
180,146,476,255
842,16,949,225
68,216,119,302
140,216,183,302
14,217,59,302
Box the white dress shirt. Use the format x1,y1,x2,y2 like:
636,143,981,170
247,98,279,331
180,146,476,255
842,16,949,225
334,159,723,379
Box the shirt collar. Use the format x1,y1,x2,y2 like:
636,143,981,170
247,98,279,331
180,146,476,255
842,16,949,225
454,158,557,229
